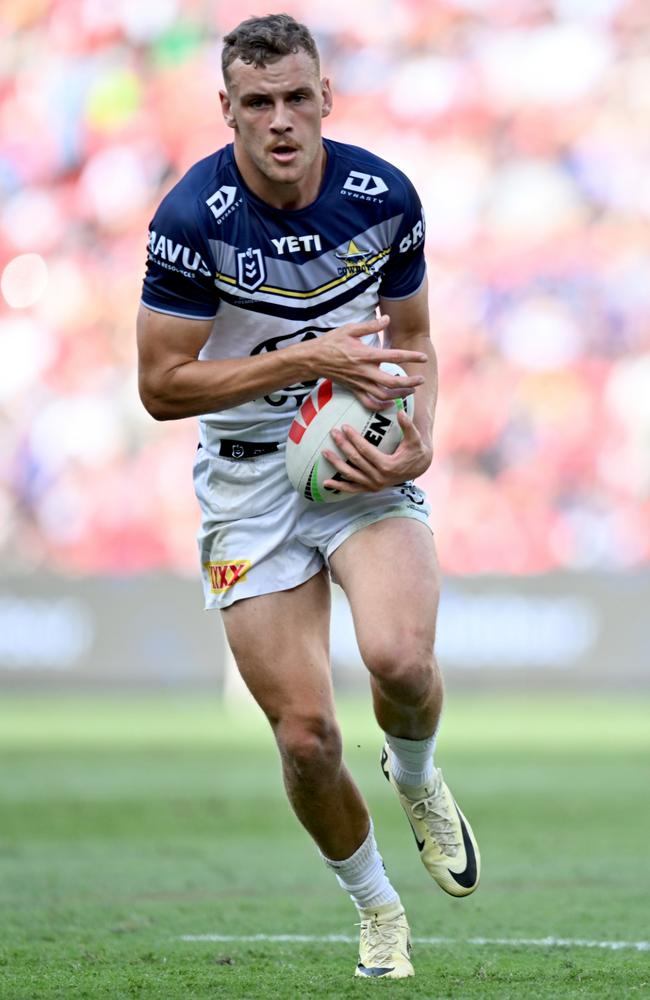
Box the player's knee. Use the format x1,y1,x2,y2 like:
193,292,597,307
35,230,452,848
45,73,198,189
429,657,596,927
362,634,437,699
275,714,342,776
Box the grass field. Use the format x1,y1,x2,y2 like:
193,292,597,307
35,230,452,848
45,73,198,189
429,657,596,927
1,691,648,999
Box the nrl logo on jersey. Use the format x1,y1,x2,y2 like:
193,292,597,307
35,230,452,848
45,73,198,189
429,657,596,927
237,247,266,292
341,170,388,203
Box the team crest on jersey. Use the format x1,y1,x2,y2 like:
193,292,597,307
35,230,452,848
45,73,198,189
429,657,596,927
237,247,266,292
335,238,372,276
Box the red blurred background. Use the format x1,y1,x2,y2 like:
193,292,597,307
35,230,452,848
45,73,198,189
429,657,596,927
1,0,649,582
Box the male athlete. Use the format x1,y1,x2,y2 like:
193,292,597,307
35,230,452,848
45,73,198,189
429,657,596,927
137,13,479,980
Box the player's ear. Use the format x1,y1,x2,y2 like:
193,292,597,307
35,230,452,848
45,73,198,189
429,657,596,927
219,89,237,129
321,77,333,119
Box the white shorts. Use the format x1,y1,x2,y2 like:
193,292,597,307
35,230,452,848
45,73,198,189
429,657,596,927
194,442,432,610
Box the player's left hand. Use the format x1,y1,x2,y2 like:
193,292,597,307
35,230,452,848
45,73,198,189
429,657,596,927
321,408,432,494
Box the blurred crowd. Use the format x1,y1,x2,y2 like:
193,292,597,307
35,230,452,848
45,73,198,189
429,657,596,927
1,0,649,577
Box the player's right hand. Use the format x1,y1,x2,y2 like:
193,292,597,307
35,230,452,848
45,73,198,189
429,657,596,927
313,315,427,410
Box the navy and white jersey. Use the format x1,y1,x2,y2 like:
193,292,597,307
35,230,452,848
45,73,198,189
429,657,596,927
141,138,426,445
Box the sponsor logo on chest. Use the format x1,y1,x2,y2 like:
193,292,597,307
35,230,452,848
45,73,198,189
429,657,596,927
271,234,323,255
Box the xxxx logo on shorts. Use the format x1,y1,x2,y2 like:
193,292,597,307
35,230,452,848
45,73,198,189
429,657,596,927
205,560,251,593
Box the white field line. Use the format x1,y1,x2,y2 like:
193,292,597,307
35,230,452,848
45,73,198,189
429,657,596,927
181,933,650,952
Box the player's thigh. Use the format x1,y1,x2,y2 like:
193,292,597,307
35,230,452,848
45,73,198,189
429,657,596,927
221,568,335,726
329,517,440,673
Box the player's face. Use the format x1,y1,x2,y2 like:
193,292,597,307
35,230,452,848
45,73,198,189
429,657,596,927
220,50,333,208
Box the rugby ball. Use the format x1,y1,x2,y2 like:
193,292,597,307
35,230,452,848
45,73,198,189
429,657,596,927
286,362,414,503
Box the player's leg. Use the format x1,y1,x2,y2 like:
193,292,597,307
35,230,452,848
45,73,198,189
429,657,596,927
221,569,413,977
329,517,480,896
196,447,412,974
221,568,366,859
330,518,442,739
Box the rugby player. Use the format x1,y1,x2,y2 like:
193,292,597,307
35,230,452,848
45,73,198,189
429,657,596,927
137,13,480,980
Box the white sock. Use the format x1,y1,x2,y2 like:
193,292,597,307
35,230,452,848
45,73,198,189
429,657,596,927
386,732,437,789
321,821,400,912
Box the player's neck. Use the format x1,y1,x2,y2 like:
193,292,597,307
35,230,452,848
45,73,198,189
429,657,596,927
233,143,327,211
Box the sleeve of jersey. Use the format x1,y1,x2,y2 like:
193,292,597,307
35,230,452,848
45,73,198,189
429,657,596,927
141,191,218,320
379,181,427,301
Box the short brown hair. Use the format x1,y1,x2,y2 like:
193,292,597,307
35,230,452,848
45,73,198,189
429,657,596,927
222,13,320,86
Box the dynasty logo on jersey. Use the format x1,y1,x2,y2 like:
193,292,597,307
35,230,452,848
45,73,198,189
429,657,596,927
206,185,244,224
341,170,389,201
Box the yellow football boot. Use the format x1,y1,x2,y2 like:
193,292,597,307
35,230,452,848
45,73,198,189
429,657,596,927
354,900,414,980
381,744,481,897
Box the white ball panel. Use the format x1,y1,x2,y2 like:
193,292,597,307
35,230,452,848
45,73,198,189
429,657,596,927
286,363,413,503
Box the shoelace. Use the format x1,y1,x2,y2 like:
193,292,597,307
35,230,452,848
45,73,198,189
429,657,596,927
409,774,460,856
358,917,406,967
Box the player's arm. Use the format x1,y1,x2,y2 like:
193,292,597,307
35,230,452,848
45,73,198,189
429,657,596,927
322,279,435,492
382,276,437,458
137,305,427,420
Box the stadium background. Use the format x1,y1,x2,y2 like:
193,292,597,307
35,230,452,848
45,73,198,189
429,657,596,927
1,3,649,997
1,0,648,690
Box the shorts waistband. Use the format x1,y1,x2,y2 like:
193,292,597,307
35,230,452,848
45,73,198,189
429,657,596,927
217,439,280,460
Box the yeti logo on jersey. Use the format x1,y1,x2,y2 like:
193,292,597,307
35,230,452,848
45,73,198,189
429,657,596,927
237,248,266,292
271,234,322,255
206,185,239,221
342,171,389,198
251,326,334,407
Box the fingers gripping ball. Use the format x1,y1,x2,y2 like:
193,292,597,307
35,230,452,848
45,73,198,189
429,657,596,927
285,363,414,503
